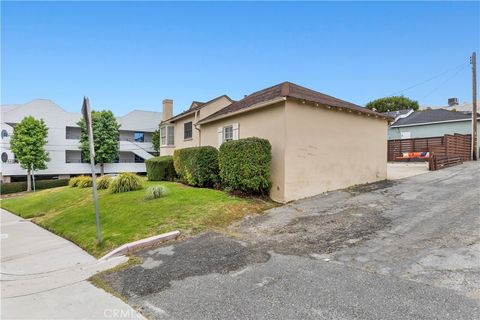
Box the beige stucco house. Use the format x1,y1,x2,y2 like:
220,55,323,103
160,82,392,203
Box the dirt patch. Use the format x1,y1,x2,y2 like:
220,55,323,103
254,207,391,255
346,180,397,194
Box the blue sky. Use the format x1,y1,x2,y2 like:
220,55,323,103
2,1,479,115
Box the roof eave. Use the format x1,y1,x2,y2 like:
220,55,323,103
198,97,287,125
199,96,392,125
391,117,479,128
287,96,393,121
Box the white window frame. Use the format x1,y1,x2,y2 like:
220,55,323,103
223,125,233,142
160,125,175,146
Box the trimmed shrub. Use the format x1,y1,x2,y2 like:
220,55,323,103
2,179,69,195
68,176,83,187
146,156,176,181
173,146,219,187
109,172,143,193
1,182,27,194
77,176,93,188
145,185,167,200
35,179,69,190
96,175,112,190
218,137,272,194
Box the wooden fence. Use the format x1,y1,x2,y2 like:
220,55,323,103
388,134,472,171
428,134,471,170
388,136,444,161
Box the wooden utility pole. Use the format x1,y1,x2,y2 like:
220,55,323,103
472,52,478,160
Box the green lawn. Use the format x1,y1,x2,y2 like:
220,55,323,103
0,181,274,257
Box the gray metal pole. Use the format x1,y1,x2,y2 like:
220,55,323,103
82,97,102,244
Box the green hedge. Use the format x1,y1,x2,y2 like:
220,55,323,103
173,146,219,187
1,179,69,195
218,137,272,194
146,156,176,181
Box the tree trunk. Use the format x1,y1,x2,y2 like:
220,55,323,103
26,169,32,192
100,163,104,176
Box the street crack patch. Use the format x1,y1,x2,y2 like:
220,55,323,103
101,232,270,297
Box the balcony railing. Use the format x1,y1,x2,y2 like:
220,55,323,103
66,159,82,163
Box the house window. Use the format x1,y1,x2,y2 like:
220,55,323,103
167,126,174,145
161,125,175,146
160,127,166,146
184,122,193,140
1,130,8,139
223,125,233,142
134,132,145,142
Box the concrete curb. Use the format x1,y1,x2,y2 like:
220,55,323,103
99,230,180,261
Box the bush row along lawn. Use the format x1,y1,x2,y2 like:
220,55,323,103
0,180,275,257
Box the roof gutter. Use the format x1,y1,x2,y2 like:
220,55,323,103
198,97,287,125
391,117,480,128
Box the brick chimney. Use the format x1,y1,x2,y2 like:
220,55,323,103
162,99,173,121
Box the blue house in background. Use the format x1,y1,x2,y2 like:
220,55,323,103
387,109,479,147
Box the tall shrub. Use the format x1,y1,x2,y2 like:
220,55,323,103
218,137,272,194
173,146,219,187
146,156,176,181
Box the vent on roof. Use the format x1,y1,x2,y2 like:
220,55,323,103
448,98,459,107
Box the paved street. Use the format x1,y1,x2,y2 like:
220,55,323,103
0,209,143,320
102,162,480,319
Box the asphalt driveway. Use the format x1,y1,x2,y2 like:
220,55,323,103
101,161,480,319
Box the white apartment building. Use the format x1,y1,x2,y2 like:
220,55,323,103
1,99,162,182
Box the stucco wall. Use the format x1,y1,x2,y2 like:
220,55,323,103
200,102,287,202
173,114,198,149
283,100,388,202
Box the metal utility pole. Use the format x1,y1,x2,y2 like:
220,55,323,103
471,52,478,160
81,97,102,244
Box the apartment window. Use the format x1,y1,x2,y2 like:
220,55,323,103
134,132,145,143
223,125,233,142
160,125,175,146
134,155,145,163
184,122,193,140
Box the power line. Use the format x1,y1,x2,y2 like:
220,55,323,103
418,64,469,101
387,61,469,97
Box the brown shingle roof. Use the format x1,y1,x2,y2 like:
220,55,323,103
199,82,391,123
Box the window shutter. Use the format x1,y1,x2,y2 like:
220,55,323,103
217,127,223,146
232,123,239,140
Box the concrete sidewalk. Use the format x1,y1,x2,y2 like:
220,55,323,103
0,209,143,319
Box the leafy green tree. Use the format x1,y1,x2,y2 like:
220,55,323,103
78,110,120,175
152,129,160,154
10,116,50,192
366,96,419,113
